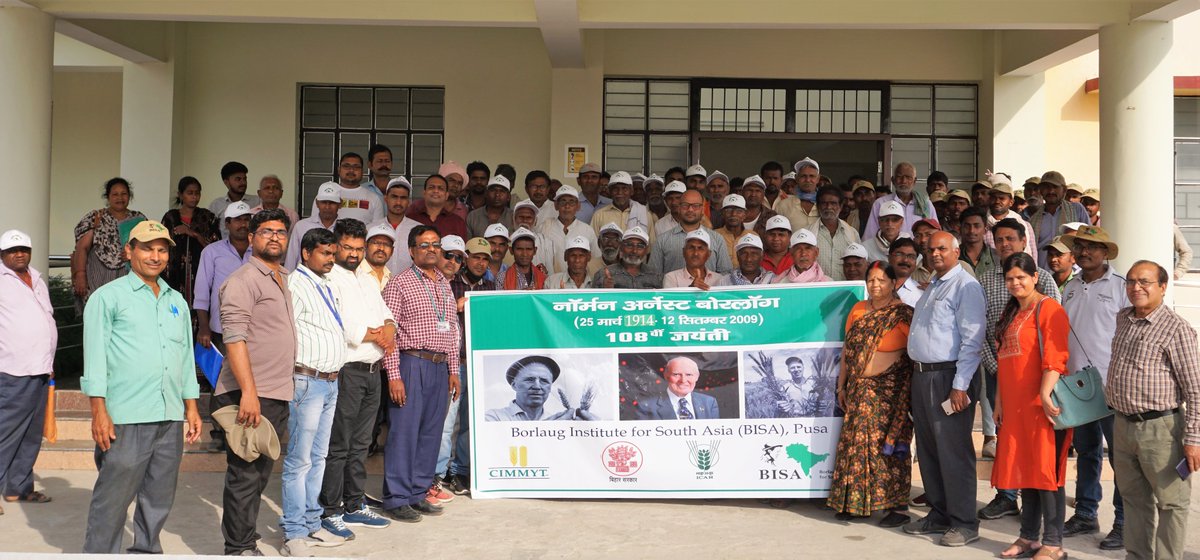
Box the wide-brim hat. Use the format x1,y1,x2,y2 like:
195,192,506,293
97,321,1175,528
211,405,281,462
1061,225,1118,260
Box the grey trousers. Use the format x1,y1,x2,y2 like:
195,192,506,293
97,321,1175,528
911,366,979,531
0,372,49,497
1114,411,1192,560
320,362,381,516
83,421,184,554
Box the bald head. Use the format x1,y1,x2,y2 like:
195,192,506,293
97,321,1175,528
664,357,700,398
928,231,961,274
679,190,705,226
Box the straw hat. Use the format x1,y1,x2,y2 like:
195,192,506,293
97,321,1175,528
1061,225,1118,260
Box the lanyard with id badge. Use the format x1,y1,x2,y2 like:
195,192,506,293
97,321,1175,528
414,266,452,333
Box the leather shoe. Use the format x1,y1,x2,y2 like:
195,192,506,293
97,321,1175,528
1099,525,1124,550
1062,514,1100,537
412,499,444,516
384,505,422,523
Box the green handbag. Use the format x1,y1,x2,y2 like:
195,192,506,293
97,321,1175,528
1034,300,1114,430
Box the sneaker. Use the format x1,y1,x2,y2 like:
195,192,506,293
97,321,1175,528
447,474,471,496
939,527,980,547
281,538,313,557
306,527,346,548
429,483,455,503
1062,514,1100,537
879,510,911,528
384,504,422,523
412,499,444,516
1099,525,1124,550
343,505,391,528
978,494,1020,520
320,515,356,541
902,515,950,535
982,437,997,459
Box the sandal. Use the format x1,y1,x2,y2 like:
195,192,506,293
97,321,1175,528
1031,546,1066,560
1000,538,1041,559
4,491,51,503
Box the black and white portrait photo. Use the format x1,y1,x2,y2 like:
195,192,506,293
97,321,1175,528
480,352,615,421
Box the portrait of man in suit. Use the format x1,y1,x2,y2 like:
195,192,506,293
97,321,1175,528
634,356,720,420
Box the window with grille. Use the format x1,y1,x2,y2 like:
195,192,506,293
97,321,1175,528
699,87,788,132
298,85,444,213
603,79,690,175
1174,97,1200,268
888,84,978,188
794,88,883,134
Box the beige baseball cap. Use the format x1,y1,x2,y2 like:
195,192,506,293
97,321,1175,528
128,220,176,247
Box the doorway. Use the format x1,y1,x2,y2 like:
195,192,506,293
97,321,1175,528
694,134,887,187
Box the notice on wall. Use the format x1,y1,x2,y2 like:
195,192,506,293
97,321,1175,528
465,283,863,499
564,145,587,178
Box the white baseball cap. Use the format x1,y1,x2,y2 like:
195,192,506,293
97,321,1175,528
722,194,746,210
0,229,32,251
599,222,623,237
441,235,466,253
790,229,818,248
684,229,712,247
879,200,905,219
623,226,650,243
484,223,510,239
664,181,687,195
735,233,763,252
644,174,665,186
842,243,869,260
686,164,707,178
793,157,820,174
565,236,592,253
782,171,797,181
608,171,633,186
742,175,766,189
765,215,792,232
224,201,253,220
366,222,396,242
632,173,647,183
386,177,412,192
706,170,729,184
554,185,581,201
509,227,537,245
487,175,511,191
1060,221,1087,234
316,182,341,203
513,199,540,215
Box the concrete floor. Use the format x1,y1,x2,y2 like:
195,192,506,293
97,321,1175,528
1,471,1198,559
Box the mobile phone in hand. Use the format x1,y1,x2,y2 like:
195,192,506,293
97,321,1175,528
1178,458,1192,481
941,395,969,416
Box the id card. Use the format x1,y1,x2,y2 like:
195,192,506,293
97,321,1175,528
436,320,451,333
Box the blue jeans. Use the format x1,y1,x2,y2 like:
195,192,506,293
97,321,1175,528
435,365,471,477
281,375,339,540
1073,415,1123,525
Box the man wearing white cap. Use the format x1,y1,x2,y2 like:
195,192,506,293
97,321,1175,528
591,171,655,240
725,233,775,285
576,163,611,224
761,215,795,276
539,186,599,274
546,237,595,290
715,194,757,268
805,186,861,281
705,170,731,229
664,229,725,289
643,174,669,221
781,171,798,197
739,175,778,235
863,161,938,241
651,189,732,276
359,223,395,292
596,222,625,269
685,164,708,191
512,199,555,274
466,176,515,239
310,153,386,225
775,158,822,232
774,229,832,284
0,230,57,511
483,223,511,288
865,199,911,263
594,227,662,289
841,243,869,282
437,235,467,280
372,177,423,275
503,228,546,290
654,180,689,235
288,183,341,270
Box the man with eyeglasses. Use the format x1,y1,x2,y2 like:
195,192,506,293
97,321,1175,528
649,189,732,276
380,225,461,523
309,152,386,225
887,238,922,306
595,226,662,289
1106,260,1200,560
1059,225,1128,549
287,183,342,270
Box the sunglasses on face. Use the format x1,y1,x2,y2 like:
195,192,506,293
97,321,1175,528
443,252,465,264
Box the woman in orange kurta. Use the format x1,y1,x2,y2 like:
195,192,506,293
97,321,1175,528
992,253,1071,560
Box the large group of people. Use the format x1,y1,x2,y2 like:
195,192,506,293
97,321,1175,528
0,146,1197,559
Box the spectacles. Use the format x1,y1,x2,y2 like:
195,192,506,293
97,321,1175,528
443,252,465,264
1125,279,1160,289
892,252,918,261
339,163,363,170
679,203,704,210
622,241,648,250
255,228,288,239
415,242,442,250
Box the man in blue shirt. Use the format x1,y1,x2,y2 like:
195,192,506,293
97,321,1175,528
903,231,986,547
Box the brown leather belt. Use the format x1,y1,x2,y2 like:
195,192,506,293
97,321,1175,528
295,365,339,381
403,350,448,364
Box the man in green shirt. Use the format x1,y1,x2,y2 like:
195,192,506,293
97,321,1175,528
81,220,201,554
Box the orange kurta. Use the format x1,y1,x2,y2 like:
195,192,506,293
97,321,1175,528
991,297,1072,491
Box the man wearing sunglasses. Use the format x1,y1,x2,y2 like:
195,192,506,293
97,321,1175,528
594,226,662,289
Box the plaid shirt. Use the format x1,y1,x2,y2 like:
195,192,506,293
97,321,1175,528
980,264,1060,376
1106,304,1200,446
382,266,460,379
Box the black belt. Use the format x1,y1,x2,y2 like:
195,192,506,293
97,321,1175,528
295,365,339,381
913,361,956,373
343,361,382,374
403,350,447,364
1121,407,1180,423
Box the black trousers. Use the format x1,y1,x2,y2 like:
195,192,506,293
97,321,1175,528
1020,430,1069,547
214,391,288,555
320,361,381,516
911,367,980,531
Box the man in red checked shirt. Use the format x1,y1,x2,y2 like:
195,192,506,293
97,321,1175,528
379,225,461,523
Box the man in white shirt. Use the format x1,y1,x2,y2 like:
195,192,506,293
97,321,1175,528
512,199,555,274
320,219,396,539
888,238,923,306
663,229,724,289
310,153,386,225
288,183,341,270
538,186,599,274
591,171,655,239
523,170,557,227
863,161,938,239
210,161,261,239
654,181,688,235
372,177,422,275
545,237,595,290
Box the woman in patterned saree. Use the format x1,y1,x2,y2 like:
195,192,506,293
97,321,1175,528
828,261,914,528
71,178,146,312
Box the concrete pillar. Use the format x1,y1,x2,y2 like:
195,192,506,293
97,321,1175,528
120,24,183,223
1098,21,1174,279
0,6,54,272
